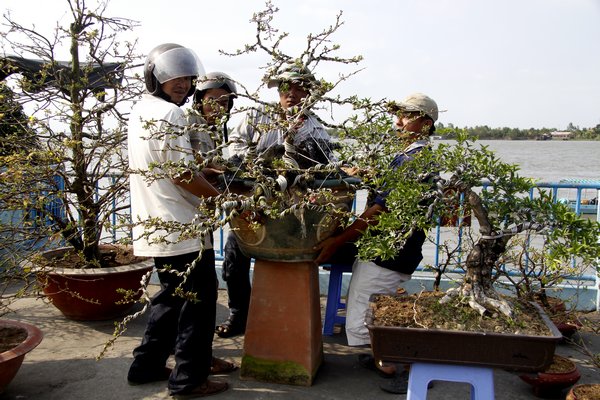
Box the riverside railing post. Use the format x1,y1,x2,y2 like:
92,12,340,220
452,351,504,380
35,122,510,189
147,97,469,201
597,188,600,311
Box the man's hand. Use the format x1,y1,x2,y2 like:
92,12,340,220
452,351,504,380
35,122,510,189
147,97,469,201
200,165,225,186
341,166,360,176
313,235,343,265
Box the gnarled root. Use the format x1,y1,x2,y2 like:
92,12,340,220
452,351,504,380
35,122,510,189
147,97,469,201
440,285,513,318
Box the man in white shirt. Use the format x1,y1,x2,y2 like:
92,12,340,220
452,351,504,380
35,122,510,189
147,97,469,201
127,43,232,398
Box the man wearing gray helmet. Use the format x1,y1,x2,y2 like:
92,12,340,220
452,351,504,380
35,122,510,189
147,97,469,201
127,43,231,398
187,72,254,341
314,93,439,395
190,71,238,152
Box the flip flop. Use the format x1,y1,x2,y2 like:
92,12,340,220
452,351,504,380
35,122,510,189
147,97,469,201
215,320,246,338
210,357,238,374
357,353,395,378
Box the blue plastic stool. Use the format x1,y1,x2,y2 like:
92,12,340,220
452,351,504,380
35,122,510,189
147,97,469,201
322,263,353,336
407,362,495,400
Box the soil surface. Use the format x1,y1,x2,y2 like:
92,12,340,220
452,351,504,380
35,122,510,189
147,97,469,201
37,245,146,269
569,384,600,400
0,327,27,353
370,291,553,336
544,355,576,373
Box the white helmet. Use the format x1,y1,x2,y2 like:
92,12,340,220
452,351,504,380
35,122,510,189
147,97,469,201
196,71,238,94
144,43,205,97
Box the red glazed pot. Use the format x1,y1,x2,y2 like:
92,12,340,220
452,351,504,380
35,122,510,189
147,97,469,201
520,354,581,398
35,246,153,321
0,320,43,393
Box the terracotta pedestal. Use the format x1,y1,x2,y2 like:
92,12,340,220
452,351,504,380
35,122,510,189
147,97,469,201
240,259,323,386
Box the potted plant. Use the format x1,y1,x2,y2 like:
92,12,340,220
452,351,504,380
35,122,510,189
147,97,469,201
357,132,600,369
519,354,581,397
0,319,43,393
0,0,152,320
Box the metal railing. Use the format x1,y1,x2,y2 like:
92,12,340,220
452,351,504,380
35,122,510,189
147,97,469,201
25,177,600,309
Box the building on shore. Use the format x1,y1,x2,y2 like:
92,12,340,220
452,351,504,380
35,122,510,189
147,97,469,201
550,131,573,140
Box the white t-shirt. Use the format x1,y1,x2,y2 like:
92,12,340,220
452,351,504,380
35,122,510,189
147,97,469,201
128,94,212,257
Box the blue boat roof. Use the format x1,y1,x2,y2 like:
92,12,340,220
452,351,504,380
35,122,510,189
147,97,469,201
559,178,600,185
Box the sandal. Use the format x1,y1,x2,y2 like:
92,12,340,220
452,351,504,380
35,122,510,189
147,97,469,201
210,357,238,374
215,319,245,338
357,353,395,378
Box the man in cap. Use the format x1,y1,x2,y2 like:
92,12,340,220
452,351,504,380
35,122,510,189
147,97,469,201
228,62,335,168
214,63,337,338
314,92,439,394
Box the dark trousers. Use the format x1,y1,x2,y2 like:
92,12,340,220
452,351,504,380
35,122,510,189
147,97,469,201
221,232,252,325
129,250,217,394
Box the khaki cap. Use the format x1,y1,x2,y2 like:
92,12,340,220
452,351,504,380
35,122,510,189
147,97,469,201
388,93,438,122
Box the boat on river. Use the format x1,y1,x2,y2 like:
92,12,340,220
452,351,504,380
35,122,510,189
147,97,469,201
560,198,598,215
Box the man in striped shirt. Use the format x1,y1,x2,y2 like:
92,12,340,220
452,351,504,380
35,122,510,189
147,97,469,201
215,63,336,338
228,63,335,169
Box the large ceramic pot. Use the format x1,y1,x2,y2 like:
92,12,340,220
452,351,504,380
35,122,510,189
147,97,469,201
0,320,43,393
230,177,358,262
520,354,581,397
34,245,153,321
365,294,563,372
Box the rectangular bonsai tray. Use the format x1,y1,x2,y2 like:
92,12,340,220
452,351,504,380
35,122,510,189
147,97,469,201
366,296,562,372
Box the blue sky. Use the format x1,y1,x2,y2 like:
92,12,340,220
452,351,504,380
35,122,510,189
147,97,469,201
3,0,600,129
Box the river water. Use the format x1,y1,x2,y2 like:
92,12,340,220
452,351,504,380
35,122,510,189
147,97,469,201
434,140,600,183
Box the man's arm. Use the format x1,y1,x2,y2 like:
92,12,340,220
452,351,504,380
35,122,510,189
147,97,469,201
314,203,384,265
173,170,220,198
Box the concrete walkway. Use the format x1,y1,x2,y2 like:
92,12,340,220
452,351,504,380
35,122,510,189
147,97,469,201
3,287,600,399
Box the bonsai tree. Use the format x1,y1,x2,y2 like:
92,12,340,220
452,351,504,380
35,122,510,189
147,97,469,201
136,1,368,251
0,0,142,266
344,128,600,318
0,0,144,316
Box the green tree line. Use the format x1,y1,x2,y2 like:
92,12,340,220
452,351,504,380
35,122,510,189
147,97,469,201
436,122,600,140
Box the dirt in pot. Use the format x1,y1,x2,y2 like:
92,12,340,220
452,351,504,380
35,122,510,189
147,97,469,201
371,291,553,336
0,327,27,353
569,384,600,400
36,245,148,269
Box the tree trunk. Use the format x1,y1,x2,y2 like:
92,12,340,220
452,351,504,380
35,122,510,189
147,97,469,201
441,189,512,316
68,17,100,263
